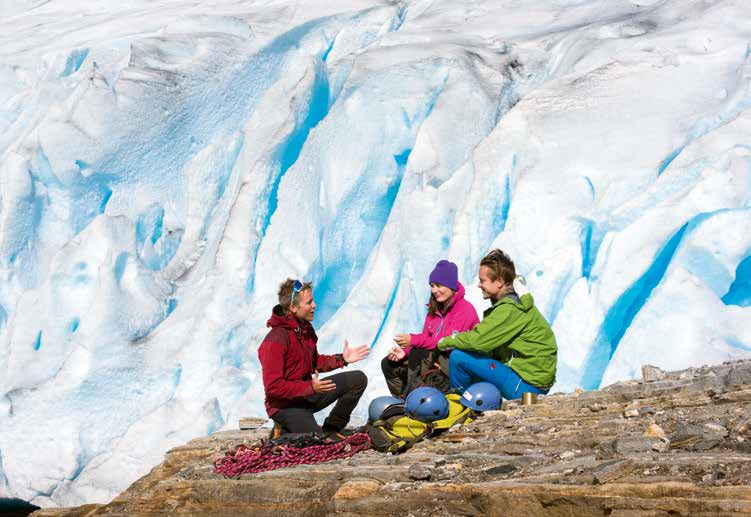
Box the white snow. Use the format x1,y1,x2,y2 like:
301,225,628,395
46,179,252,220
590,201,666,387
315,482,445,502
0,0,750,507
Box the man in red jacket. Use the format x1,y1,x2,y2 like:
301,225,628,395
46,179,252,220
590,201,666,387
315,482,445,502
258,278,370,435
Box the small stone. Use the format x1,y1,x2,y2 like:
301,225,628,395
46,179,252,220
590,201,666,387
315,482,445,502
736,412,751,437
639,406,656,416
624,408,640,418
575,388,585,395
644,424,666,439
587,403,606,412
651,440,669,453
595,441,617,460
614,436,662,454
560,450,575,460
642,365,666,382
407,464,433,481
482,410,506,420
703,422,729,439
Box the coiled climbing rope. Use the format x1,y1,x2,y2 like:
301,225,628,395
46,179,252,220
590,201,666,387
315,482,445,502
213,432,371,477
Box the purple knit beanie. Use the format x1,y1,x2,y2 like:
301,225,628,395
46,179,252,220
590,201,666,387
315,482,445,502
429,260,458,291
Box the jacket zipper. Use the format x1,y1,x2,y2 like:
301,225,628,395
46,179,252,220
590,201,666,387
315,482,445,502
293,326,315,378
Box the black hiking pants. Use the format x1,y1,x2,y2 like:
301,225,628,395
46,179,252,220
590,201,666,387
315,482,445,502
381,347,449,397
271,370,368,434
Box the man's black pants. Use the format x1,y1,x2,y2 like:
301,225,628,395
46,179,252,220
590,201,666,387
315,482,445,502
271,370,368,434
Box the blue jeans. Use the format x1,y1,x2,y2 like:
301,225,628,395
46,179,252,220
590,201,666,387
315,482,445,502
448,350,548,400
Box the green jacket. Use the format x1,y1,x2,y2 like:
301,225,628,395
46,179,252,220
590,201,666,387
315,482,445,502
437,293,557,389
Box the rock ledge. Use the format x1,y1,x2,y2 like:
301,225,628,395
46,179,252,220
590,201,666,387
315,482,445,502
35,360,751,516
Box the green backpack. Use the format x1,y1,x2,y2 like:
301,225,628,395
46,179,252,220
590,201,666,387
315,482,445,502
368,394,474,453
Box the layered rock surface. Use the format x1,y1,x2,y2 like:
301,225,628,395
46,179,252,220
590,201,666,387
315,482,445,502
34,361,751,516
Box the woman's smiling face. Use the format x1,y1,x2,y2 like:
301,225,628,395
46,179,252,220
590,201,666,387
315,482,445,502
430,282,454,304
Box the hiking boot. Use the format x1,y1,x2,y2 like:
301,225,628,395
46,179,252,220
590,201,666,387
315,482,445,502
322,426,356,442
269,422,283,440
324,431,347,442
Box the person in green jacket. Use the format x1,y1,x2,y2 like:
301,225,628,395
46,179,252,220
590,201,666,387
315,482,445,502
437,249,557,399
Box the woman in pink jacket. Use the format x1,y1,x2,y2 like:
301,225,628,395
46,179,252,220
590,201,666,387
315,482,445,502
381,260,480,396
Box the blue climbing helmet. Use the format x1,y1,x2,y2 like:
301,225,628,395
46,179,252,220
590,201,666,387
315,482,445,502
368,396,405,422
405,386,449,422
460,382,502,411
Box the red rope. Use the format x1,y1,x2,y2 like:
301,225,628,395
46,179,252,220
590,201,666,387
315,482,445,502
213,433,371,477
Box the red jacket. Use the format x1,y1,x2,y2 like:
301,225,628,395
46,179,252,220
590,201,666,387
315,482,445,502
258,305,345,417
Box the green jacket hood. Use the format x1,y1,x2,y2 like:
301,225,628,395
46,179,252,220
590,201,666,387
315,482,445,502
488,292,533,313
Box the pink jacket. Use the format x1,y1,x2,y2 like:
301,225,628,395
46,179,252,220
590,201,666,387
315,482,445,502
407,282,480,355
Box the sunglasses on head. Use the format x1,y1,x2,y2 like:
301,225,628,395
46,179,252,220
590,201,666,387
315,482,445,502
291,279,304,305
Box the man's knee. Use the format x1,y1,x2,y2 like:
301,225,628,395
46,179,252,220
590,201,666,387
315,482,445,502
381,355,393,374
273,408,320,434
349,370,368,392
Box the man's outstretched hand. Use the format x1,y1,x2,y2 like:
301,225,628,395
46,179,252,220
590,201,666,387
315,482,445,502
312,371,336,393
343,340,369,364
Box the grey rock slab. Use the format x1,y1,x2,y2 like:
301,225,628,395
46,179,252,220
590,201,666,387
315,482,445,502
592,459,636,484
642,365,667,382
238,417,268,430
728,365,751,386
484,464,518,476
532,455,599,475
613,435,664,454
639,406,656,416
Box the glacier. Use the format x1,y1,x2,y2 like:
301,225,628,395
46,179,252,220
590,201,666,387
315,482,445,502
0,0,750,507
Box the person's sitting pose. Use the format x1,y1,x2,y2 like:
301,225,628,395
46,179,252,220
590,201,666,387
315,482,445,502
258,278,369,436
382,260,480,397
437,250,557,400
